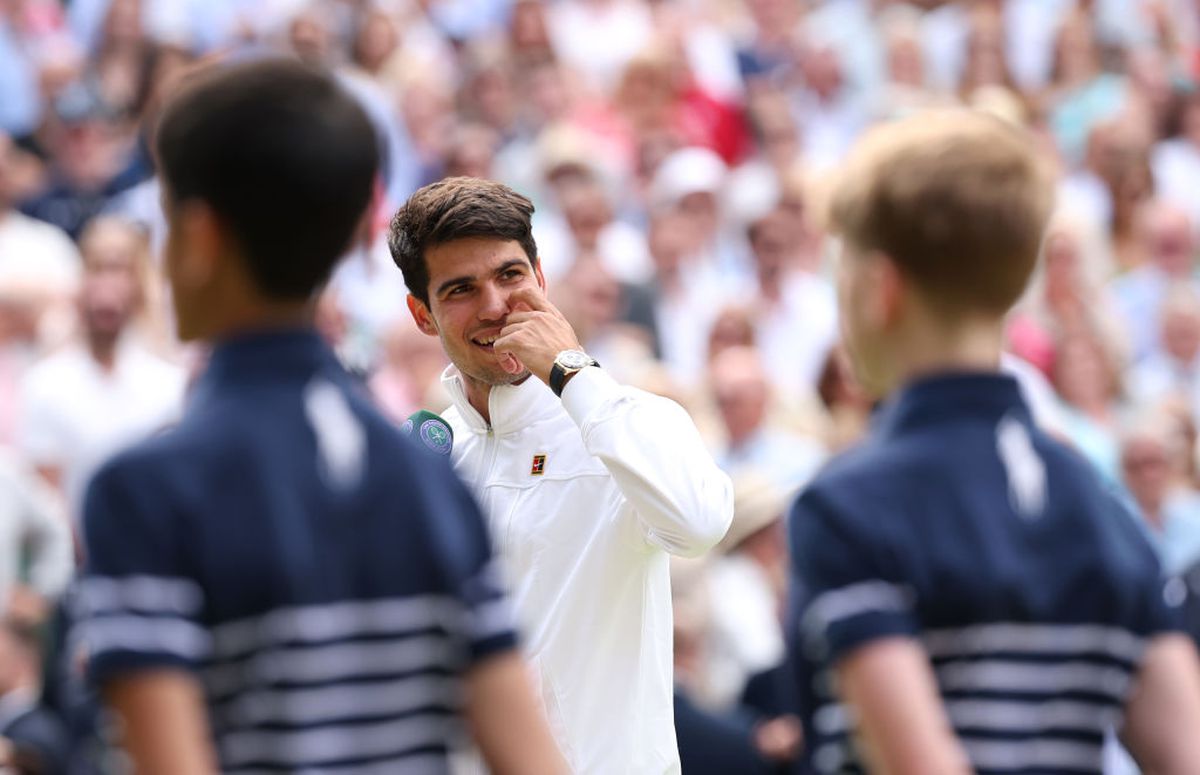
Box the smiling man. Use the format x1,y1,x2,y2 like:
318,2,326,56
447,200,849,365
390,177,733,774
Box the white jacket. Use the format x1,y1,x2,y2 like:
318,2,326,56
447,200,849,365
442,365,733,774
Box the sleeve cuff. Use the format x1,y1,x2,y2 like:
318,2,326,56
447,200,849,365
560,366,619,429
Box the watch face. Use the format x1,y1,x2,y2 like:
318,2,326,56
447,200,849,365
558,350,592,370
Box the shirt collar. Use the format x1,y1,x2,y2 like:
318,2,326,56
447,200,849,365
874,371,1030,439
192,327,340,405
441,364,560,436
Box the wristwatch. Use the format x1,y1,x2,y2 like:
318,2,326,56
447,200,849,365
549,349,599,397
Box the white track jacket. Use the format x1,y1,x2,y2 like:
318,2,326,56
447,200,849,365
441,365,733,774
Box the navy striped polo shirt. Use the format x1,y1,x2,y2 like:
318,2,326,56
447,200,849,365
788,373,1182,775
73,329,515,773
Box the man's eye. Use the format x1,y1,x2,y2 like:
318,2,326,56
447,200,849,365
501,270,522,281
449,286,470,296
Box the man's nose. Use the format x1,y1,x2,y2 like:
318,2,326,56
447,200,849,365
477,282,510,321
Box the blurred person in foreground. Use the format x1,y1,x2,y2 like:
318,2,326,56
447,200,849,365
71,59,565,775
788,110,1200,775
16,215,183,521
390,176,733,773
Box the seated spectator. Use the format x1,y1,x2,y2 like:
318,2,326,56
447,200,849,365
16,216,183,520
1119,410,1200,575
1108,201,1200,363
367,317,451,424
709,345,826,493
1129,286,1200,420
19,82,148,240
0,449,73,614
745,205,838,397
670,558,778,775
705,474,789,708
552,257,657,387
0,132,81,307
1052,329,1126,482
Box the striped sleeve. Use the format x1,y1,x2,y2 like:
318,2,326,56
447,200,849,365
789,489,918,665
75,461,209,683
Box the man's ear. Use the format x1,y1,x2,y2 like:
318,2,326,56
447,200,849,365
535,261,546,293
174,202,222,292
406,294,438,337
873,253,906,330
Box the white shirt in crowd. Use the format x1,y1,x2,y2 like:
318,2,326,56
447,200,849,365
547,0,654,93
755,272,839,398
705,553,784,708
17,338,185,520
442,365,733,774
0,449,74,608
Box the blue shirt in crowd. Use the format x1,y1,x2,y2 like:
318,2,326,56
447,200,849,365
72,329,515,773
788,373,1181,775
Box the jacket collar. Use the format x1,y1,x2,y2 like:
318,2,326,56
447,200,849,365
874,371,1030,440
441,364,561,436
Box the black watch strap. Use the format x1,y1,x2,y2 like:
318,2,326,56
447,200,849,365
550,358,598,397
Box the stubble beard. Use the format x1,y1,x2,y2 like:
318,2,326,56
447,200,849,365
442,334,530,388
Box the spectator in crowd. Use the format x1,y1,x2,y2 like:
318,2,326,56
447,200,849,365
1015,210,1122,349
0,449,73,616
1119,410,1200,575
631,206,729,387
368,315,451,424
1110,200,1200,363
16,215,183,519
709,345,826,494
1052,328,1127,482
744,205,838,397
552,257,657,386
670,558,781,775
1131,285,1200,419
1152,83,1200,228
19,82,148,241
705,474,789,709
0,131,80,306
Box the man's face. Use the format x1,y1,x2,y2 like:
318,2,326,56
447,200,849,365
1162,306,1200,364
1121,437,1172,512
80,228,140,338
1148,210,1195,277
409,237,543,387
712,372,767,442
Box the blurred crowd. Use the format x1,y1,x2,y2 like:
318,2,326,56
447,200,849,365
3,0,1200,772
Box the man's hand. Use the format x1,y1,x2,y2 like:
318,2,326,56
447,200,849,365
494,288,582,386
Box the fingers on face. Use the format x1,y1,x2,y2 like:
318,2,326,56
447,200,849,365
508,286,553,314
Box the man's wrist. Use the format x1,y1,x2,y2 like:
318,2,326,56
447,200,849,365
550,349,599,397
